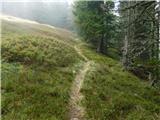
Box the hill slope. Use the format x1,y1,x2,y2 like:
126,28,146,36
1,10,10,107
1,15,160,120
1,15,84,120
80,45,160,120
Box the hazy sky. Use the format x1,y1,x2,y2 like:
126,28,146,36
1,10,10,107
2,1,74,30
2,0,74,4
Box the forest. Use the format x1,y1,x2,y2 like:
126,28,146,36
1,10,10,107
73,0,160,86
1,0,160,120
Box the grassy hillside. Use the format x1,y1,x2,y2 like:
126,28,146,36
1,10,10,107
80,44,160,120
1,15,160,120
1,17,84,120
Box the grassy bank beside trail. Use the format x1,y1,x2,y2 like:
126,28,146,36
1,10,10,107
80,44,160,120
2,16,160,120
1,20,84,120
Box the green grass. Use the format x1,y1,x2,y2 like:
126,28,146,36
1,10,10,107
1,20,84,120
2,18,160,120
80,44,160,120
2,35,80,67
1,62,84,120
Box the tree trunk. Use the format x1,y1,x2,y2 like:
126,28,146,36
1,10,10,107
151,1,160,86
158,0,160,62
122,35,128,67
122,1,131,69
97,35,104,53
155,0,160,84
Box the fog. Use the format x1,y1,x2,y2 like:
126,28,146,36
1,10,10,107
2,0,74,30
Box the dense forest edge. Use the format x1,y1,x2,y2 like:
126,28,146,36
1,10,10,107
73,0,160,86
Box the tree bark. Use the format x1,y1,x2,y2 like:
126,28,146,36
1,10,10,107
151,1,160,86
122,35,128,67
97,35,104,53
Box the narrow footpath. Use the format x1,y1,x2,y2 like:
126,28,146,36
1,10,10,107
69,46,91,120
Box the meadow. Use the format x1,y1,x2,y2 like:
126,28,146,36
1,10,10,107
1,17,160,120
1,19,83,120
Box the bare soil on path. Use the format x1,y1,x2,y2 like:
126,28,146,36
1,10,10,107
69,46,91,120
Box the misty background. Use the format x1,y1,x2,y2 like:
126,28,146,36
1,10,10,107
2,1,75,30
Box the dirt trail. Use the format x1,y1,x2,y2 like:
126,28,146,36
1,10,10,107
69,46,91,120
74,46,88,61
